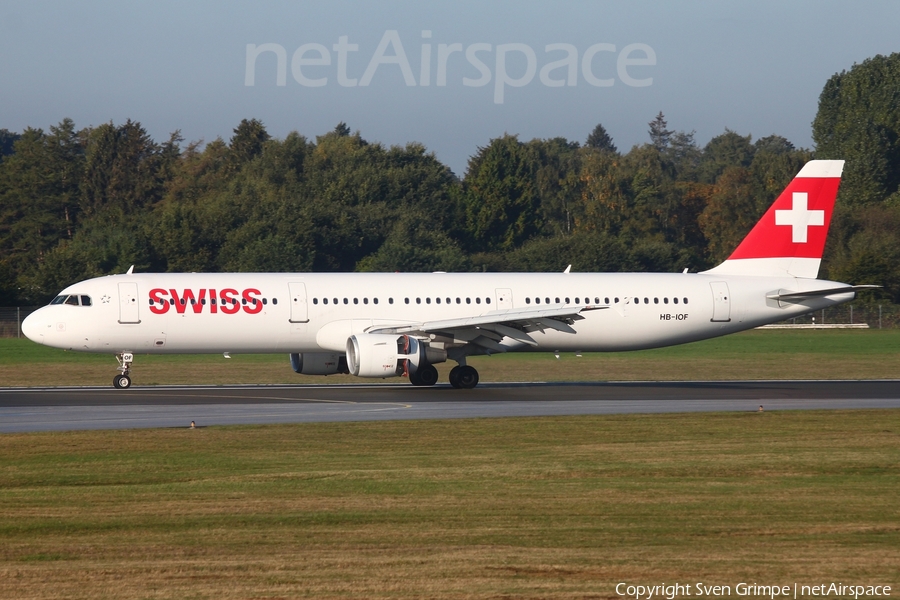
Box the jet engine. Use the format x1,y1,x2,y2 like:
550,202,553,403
346,333,449,379
346,333,409,378
289,352,349,375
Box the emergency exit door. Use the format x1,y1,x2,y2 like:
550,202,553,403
710,281,731,322
118,282,141,324
288,282,309,323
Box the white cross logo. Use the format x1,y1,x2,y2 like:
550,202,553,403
775,192,824,243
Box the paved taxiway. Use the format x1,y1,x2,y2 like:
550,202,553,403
2,380,899,433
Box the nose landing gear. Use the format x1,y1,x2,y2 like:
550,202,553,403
113,352,134,389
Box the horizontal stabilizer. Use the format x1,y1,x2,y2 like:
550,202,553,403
767,285,880,301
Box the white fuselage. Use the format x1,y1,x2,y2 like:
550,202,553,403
23,271,853,355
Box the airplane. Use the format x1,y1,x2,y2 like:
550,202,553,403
22,159,876,389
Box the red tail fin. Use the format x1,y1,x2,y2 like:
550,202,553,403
703,160,844,278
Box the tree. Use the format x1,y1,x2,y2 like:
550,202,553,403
0,120,86,302
699,129,755,183
648,112,672,151
80,120,163,218
585,123,617,153
698,166,759,263
812,53,900,206
228,118,270,168
462,135,542,252
0,129,19,159
333,122,351,137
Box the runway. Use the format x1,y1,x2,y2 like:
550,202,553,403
2,380,900,433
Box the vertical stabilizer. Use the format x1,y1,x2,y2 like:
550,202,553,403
702,160,844,278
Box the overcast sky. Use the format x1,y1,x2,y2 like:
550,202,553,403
2,1,898,175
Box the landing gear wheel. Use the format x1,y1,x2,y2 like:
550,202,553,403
453,365,479,389
449,366,462,388
113,374,132,389
410,363,438,386
113,352,134,389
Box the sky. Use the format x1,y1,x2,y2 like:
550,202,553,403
2,0,899,175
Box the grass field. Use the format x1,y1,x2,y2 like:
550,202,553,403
1,411,898,599
2,329,899,387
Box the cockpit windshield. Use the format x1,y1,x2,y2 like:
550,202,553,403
50,295,92,306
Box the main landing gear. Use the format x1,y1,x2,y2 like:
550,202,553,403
113,352,134,389
448,365,479,389
408,362,480,389
409,363,439,386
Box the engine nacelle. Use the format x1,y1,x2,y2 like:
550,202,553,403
289,352,348,375
346,334,409,378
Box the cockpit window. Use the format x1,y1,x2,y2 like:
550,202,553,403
50,294,92,306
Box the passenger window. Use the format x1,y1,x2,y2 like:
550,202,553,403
466,298,471,304
323,298,328,305
313,298,318,305
574,297,580,304
486,297,491,304
405,298,410,304
684,298,689,304
476,297,481,304
664,298,669,304
273,298,278,305
446,298,451,304
363,298,368,305
674,298,679,304
545,298,550,304
456,298,461,304
426,298,431,304
535,297,541,304
353,298,358,305
435,298,440,304
343,298,348,305
416,298,421,304
605,297,610,304
526,297,531,304
654,298,659,304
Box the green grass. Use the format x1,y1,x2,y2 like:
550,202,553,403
1,411,898,598
3,329,900,386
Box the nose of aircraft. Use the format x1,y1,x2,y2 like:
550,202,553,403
22,309,46,344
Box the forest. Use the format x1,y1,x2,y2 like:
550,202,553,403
1,53,899,306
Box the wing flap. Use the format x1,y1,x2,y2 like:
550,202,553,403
366,305,607,344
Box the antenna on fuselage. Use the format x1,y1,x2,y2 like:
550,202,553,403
563,265,571,274
126,265,135,275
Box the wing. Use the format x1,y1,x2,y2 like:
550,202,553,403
367,305,607,353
